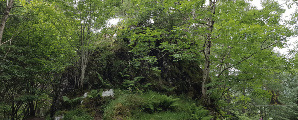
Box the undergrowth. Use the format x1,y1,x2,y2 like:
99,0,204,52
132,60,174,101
103,91,212,120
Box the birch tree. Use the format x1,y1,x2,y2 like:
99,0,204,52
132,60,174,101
0,0,14,45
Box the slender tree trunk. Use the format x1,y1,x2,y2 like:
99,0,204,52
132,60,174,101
202,0,215,105
50,93,58,120
0,0,14,43
11,100,15,120
79,12,87,88
29,101,35,117
50,74,63,120
79,2,93,88
80,50,88,87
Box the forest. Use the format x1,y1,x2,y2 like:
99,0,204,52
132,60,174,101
0,0,297,120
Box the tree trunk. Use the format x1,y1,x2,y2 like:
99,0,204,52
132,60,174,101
78,12,87,88
50,94,58,120
80,50,88,87
202,0,215,105
0,0,14,43
50,74,62,120
11,101,15,120
29,101,35,117
79,3,93,88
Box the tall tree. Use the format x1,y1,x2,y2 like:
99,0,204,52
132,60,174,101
0,0,77,119
0,0,14,44
116,0,293,115
207,0,293,117
202,0,215,105
52,0,121,88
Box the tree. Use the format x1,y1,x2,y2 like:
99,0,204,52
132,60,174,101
206,0,293,117
264,57,298,120
0,0,77,119
115,0,293,116
0,0,14,44
51,0,122,88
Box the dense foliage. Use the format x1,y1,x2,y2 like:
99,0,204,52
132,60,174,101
0,0,297,119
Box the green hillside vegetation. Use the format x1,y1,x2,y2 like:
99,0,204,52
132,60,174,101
0,0,298,120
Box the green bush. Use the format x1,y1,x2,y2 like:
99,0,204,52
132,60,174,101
140,91,179,113
103,91,213,120
189,104,213,120
131,111,189,120
62,96,83,109
63,109,93,120
103,93,142,120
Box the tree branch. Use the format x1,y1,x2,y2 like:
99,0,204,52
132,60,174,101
0,36,13,46
0,28,22,46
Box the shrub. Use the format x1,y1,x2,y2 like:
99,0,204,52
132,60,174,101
103,91,213,120
63,109,93,120
140,91,179,113
132,111,189,120
103,93,142,120
189,104,213,120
